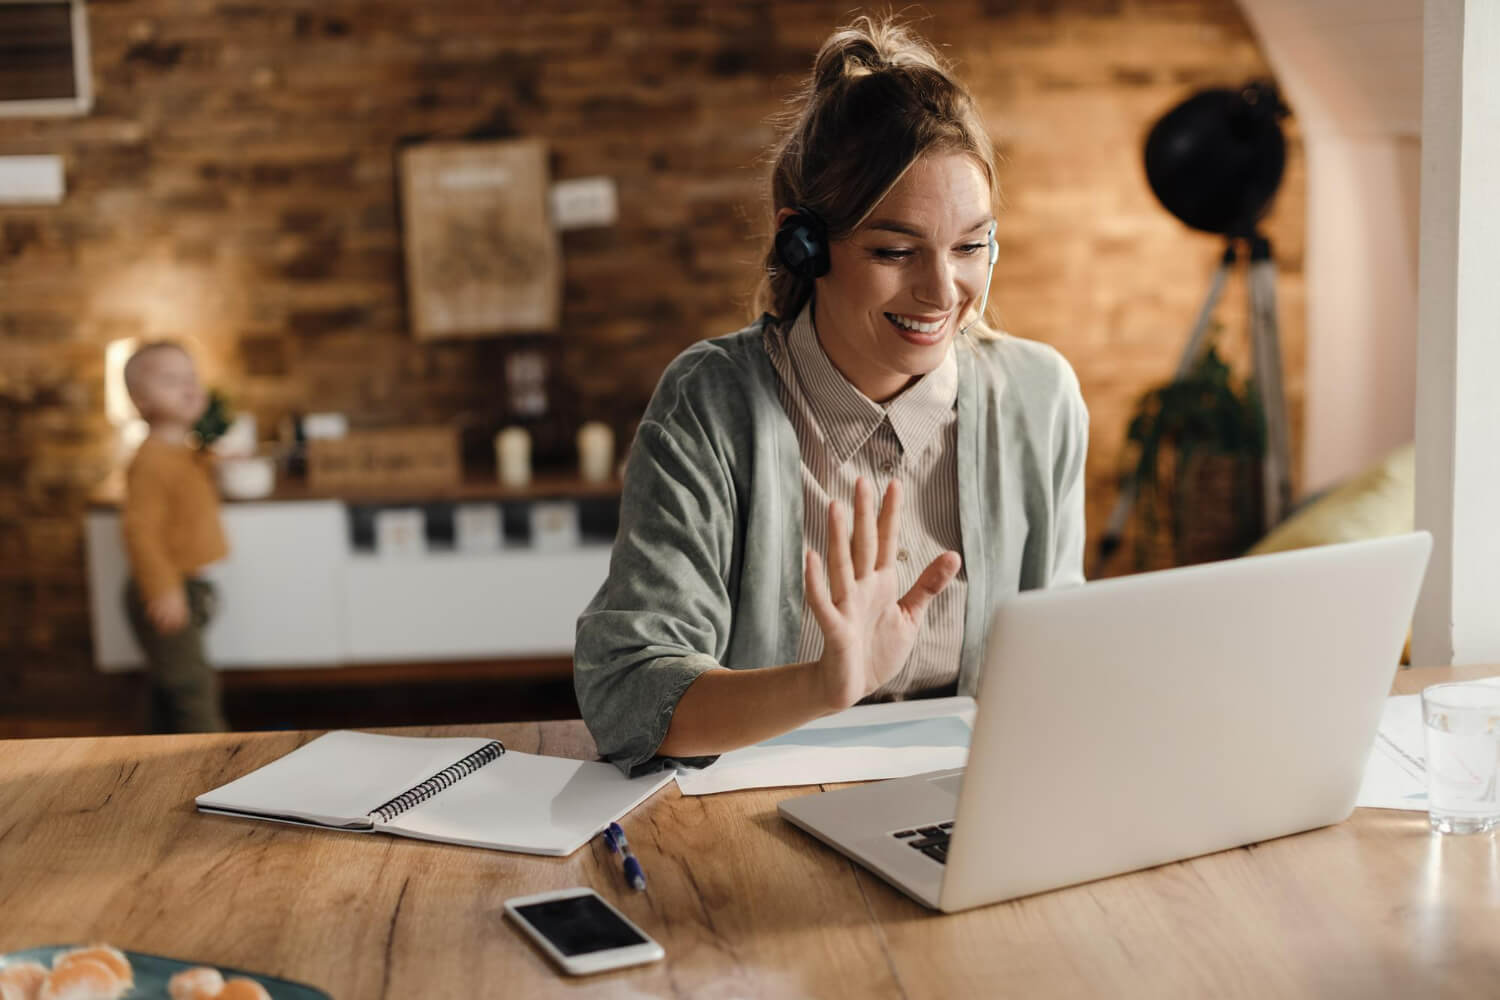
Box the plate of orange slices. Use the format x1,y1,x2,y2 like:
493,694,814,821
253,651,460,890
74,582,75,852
0,944,330,1000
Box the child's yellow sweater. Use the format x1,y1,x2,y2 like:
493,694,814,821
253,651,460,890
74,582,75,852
121,436,229,602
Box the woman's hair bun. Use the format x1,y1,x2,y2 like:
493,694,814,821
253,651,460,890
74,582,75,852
811,15,946,94
755,14,998,329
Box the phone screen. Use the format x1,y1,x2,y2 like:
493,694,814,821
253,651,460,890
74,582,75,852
513,895,648,957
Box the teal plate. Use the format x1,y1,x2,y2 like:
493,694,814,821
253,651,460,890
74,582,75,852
0,946,332,999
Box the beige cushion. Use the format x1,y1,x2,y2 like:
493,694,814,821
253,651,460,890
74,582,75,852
1249,443,1414,556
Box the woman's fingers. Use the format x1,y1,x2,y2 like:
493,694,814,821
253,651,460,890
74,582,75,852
898,550,962,621
804,549,838,632
825,498,854,606
875,478,902,569
851,477,877,576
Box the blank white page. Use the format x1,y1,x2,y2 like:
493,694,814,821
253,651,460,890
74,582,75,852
197,731,498,829
382,750,673,855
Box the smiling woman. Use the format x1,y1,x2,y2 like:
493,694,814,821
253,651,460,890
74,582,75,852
797,154,997,403
574,15,1090,776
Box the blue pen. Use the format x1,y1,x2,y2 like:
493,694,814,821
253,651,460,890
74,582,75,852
603,821,647,891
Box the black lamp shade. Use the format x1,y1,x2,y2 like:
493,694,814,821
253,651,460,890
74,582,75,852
1144,83,1287,238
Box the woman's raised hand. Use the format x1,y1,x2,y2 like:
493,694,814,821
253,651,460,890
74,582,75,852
805,476,962,711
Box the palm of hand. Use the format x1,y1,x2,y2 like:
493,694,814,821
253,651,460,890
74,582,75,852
806,477,962,709
820,562,916,697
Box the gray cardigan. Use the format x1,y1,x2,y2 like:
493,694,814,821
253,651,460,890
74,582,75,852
574,317,1089,775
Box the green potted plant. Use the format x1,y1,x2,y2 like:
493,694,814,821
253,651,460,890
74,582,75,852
192,388,234,450
1121,344,1266,570
194,389,276,499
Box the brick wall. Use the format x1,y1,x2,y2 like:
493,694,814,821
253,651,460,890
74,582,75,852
0,1,1302,729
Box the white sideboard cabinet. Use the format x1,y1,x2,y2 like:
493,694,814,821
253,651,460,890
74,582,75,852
85,499,611,672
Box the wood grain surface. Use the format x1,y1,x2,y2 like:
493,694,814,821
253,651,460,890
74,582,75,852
3,666,1498,999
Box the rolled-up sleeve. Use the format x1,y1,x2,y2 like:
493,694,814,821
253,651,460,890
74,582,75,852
575,397,738,776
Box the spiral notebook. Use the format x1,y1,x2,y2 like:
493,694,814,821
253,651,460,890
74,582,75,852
195,731,673,856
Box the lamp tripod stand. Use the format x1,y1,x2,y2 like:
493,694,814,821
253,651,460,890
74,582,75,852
1097,233,1293,566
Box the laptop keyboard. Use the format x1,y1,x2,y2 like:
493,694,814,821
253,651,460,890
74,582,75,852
891,821,954,864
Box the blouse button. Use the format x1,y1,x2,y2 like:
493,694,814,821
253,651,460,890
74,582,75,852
881,459,898,474
897,549,910,563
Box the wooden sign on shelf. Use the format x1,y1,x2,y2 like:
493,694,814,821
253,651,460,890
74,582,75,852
306,428,460,492
399,138,561,338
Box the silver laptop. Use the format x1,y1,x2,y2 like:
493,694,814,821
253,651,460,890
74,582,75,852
779,532,1432,912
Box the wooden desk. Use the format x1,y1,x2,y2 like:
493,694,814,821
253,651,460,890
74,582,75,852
4,666,1499,999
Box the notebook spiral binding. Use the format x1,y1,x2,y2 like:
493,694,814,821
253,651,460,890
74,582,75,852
369,740,506,824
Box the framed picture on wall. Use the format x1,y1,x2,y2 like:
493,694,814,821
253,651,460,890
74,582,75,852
399,138,560,338
0,0,94,117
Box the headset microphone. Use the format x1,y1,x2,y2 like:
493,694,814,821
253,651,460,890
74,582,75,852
960,223,999,337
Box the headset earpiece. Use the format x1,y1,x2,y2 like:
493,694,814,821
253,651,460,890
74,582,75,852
774,206,831,280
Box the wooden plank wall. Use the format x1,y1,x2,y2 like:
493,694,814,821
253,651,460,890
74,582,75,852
0,1,1303,731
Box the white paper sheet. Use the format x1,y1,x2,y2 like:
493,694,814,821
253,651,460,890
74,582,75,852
674,696,974,796
1357,679,1500,812
674,687,1477,806
1356,694,1428,811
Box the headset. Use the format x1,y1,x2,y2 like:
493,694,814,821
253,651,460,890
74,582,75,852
774,205,831,280
774,206,999,333
965,222,999,335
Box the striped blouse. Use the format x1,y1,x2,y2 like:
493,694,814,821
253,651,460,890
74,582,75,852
764,304,966,700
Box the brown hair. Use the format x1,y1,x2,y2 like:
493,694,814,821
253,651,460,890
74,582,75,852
754,15,1002,336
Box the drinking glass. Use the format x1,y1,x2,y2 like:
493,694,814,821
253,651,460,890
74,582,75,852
1422,681,1500,834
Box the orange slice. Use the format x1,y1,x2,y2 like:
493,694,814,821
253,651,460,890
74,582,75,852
50,948,131,989
37,956,126,1000
0,960,50,1000
167,967,225,1000
214,979,272,1000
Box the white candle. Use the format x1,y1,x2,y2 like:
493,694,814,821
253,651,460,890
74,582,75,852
495,426,532,488
577,421,615,483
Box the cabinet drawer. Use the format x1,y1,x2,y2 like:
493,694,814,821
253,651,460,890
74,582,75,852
341,547,610,661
